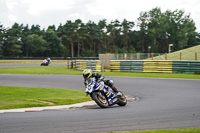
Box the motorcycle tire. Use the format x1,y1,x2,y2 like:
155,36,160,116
117,91,127,106
92,91,109,108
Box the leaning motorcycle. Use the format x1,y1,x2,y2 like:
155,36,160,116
85,78,127,108
41,60,50,66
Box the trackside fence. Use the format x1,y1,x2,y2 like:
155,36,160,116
172,61,200,73
75,60,101,72
67,59,200,74
110,60,200,74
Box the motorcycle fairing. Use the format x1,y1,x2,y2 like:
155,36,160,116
95,81,119,106
85,78,119,106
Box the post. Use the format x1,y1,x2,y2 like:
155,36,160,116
130,53,133,60
148,46,151,56
124,53,127,60
67,60,71,69
104,54,110,69
116,54,119,60
180,52,182,60
151,53,154,60
121,54,123,60
137,53,140,60
165,53,167,60
195,52,197,60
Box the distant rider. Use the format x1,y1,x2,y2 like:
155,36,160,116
82,69,122,96
47,58,51,64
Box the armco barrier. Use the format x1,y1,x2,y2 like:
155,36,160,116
76,60,101,72
143,61,172,73
110,60,200,73
120,61,143,72
110,61,120,72
76,60,87,70
110,60,143,72
172,61,200,74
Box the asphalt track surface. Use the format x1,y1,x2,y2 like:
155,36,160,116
0,74,200,133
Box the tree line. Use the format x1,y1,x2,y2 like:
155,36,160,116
0,7,200,58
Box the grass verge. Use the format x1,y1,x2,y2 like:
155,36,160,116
0,86,91,110
0,66,82,75
0,60,67,64
109,128,200,133
0,66,200,79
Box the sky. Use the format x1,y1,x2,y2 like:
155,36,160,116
0,0,200,32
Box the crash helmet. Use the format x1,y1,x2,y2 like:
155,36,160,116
83,69,92,79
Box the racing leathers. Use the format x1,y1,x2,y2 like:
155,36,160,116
84,72,119,93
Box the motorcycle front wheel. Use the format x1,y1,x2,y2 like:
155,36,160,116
117,91,127,106
92,91,109,108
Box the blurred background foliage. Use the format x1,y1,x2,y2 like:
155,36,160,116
0,7,200,58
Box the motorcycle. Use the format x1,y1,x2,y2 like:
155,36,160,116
85,78,127,108
41,59,50,66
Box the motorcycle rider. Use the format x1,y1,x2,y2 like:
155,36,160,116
83,69,122,96
47,58,51,64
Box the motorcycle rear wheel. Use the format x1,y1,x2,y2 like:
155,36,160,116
92,92,109,108
117,91,127,106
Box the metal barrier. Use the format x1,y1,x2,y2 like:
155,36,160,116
76,60,101,72
172,61,200,74
143,61,172,73
110,60,200,74
120,61,143,72
68,59,200,74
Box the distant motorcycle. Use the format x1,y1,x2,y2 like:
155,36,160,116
85,78,127,108
41,59,50,66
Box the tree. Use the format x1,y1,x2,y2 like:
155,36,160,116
75,21,88,57
98,19,108,53
30,25,44,36
57,24,71,57
107,19,122,53
195,32,200,45
62,20,80,57
86,20,101,56
25,34,47,57
121,19,135,49
43,28,65,57
137,11,149,52
0,7,198,57
2,23,22,57
20,24,32,57
137,7,197,53
0,23,5,56
165,9,196,51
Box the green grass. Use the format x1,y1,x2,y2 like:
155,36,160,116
0,60,67,64
145,45,200,60
0,66,82,75
0,86,91,109
0,66,200,79
109,128,200,133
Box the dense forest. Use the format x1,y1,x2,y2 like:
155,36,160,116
0,7,200,57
